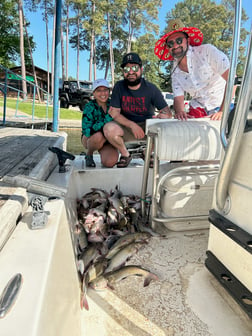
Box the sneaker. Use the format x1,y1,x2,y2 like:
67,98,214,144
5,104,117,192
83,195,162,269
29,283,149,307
85,155,96,167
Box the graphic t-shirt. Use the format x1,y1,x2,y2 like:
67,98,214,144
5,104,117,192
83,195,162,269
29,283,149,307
110,78,167,122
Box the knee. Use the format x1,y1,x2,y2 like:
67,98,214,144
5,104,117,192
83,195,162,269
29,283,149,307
103,122,122,138
99,145,119,168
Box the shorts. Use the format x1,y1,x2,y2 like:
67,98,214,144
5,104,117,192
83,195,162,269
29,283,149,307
115,121,147,142
188,106,208,118
188,106,221,118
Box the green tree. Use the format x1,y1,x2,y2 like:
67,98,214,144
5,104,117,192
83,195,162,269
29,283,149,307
0,0,34,68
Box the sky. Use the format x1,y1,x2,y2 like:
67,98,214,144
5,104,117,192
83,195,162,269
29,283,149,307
25,0,251,81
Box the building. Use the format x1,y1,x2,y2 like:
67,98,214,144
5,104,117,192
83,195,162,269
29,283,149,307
0,65,52,100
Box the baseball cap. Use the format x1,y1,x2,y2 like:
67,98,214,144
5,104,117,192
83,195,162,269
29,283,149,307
121,52,142,68
93,79,110,92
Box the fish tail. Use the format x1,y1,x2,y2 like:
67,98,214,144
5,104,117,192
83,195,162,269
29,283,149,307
80,293,89,311
143,272,159,287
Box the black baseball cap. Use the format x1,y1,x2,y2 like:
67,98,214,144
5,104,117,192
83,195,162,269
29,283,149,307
121,52,142,68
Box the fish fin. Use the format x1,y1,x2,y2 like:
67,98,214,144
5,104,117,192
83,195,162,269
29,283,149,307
80,293,89,311
107,283,115,290
143,273,159,287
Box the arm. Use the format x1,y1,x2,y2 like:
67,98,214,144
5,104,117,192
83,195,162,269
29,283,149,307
174,95,190,120
210,69,229,120
82,103,95,137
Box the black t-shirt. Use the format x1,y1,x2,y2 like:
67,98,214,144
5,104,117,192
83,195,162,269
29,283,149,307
110,78,167,122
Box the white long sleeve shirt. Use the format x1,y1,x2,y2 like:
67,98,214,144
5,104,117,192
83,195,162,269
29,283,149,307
172,44,230,111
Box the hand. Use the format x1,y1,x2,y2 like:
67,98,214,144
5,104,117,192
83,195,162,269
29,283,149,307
174,110,190,121
153,106,172,119
130,123,145,139
154,111,173,119
210,111,222,120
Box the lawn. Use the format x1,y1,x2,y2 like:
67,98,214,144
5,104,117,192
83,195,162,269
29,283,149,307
0,97,82,121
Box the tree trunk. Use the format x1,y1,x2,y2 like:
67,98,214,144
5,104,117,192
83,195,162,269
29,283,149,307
18,0,27,99
89,2,96,82
107,12,114,86
61,24,65,81
51,4,56,97
22,9,41,103
66,3,69,80
77,10,80,81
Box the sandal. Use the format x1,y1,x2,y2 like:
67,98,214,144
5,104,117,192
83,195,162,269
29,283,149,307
85,155,96,167
117,155,132,168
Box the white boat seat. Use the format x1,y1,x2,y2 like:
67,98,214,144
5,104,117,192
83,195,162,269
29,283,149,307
141,119,222,231
146,119,221,161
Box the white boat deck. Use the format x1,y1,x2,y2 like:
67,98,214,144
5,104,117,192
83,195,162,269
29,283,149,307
0,144,251,335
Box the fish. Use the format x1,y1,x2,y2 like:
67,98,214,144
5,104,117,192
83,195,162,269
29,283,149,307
80,244,100,271
89,265,159,290
90,187,109,199
104,242,144,273
105,232,151,260
80,259,108,310
108,186,125,220
104,235,120,250
87,232,104,243
75,223,88,252
83,209,106,235
107,206,119,225
137,219,162,237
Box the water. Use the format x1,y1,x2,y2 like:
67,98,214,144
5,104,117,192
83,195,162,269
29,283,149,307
59,127,84,154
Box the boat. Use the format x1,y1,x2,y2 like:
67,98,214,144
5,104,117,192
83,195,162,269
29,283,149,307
0,2,251,335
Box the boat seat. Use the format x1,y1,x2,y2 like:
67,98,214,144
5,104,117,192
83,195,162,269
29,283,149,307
140,119,222,231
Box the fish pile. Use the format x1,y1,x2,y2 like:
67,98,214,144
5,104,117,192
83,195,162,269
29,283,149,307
74,186,159,310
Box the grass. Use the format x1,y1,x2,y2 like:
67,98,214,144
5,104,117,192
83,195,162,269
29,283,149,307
0,97,82,121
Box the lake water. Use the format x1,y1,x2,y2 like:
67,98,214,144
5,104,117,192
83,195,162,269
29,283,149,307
59,127,84,155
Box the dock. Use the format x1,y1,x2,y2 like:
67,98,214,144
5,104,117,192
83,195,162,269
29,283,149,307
0,127,67,249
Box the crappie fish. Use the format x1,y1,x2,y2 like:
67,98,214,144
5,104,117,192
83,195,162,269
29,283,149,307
89,265,159,290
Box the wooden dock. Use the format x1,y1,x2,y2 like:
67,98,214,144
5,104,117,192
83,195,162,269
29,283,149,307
0,127,67,249
0,127,65,179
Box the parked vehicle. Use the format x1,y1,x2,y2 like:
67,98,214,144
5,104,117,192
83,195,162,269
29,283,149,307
59,80,93,111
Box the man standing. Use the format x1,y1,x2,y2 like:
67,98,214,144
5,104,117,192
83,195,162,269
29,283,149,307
154,19,230,121
103,52,172,168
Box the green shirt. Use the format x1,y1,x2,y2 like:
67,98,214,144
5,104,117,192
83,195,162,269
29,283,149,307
82,99,113,137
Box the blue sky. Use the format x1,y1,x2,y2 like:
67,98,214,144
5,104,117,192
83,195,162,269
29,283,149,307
25,0,251,81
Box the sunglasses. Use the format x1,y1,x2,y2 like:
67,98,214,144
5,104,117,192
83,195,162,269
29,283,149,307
166,37,185,49
123,65,140,73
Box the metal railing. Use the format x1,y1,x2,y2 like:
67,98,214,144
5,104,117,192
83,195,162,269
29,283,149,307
0,64,52,127
216,0,252,212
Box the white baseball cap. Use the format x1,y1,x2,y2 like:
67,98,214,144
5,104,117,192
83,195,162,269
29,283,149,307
93,79,110,92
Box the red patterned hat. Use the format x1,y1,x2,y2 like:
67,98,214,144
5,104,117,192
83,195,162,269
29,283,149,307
154,19,203,61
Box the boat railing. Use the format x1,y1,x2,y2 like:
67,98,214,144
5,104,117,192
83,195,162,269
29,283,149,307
216,0,252,213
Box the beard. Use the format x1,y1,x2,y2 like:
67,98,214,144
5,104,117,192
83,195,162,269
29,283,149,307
171,41,188,60
124,75,142,87
171,46,186,59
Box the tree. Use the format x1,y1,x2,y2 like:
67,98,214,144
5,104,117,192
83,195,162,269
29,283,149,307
18,0,27,98
0,0,34,68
